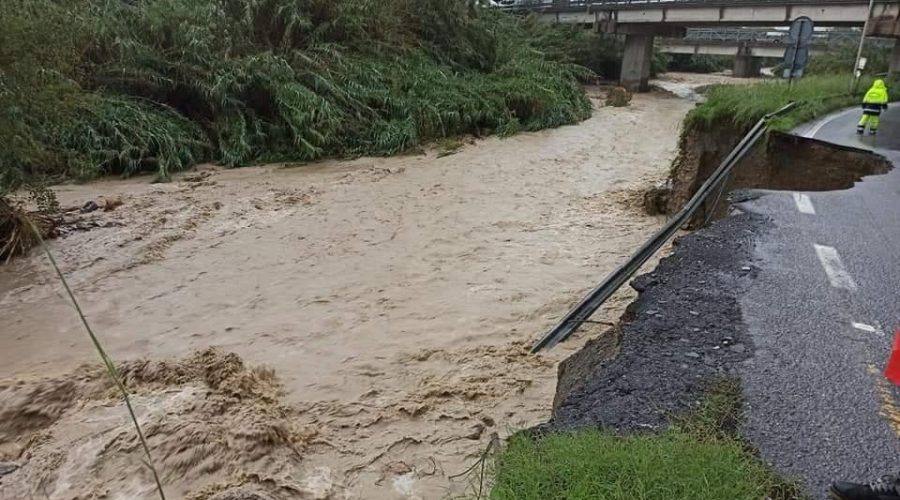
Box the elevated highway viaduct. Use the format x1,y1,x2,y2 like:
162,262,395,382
657,28,888,77
520,0,900,91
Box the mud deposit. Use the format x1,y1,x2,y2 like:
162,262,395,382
549,213,765,431
669,126,893,224
0,86,708,499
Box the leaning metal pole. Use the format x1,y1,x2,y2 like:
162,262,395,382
851,0,877,92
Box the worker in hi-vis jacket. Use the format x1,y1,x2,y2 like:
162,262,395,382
857,79,890,136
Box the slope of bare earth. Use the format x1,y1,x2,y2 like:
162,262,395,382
0,85,704,499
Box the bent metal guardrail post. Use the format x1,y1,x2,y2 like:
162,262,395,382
531,102,797,353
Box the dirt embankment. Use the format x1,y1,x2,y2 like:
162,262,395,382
666,120,893,224
548,213,764,431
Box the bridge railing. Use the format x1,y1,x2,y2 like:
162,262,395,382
681,28,863,45
494,0,879,11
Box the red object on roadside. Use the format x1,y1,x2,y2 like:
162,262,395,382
885,330,900,386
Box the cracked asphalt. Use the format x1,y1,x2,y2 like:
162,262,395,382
738,108,900,496
550,106,900,498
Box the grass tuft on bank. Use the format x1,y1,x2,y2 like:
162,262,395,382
491,430,777,500
686,75,872,133
488,379,806,500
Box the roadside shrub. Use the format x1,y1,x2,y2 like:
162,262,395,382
668,54,732,74
807,42,893,76
771,40,893,80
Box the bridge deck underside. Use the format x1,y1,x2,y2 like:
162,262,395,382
544,2,898,32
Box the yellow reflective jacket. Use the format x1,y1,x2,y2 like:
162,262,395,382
863,79,889,105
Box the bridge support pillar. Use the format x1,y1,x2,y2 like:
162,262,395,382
889,39,900,80
621,34,654,93
733,54,761,78
733,45,760,78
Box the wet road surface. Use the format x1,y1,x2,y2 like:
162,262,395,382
549,105,900,499
739,106,900,496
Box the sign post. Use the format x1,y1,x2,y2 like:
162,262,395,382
782,16,815,88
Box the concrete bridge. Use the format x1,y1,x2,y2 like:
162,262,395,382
511,0,900,91
659,28,884,77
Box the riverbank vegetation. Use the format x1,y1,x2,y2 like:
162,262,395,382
0,0,593,192
1,0,602,257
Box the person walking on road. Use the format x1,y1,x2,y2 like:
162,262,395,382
857,79,890,136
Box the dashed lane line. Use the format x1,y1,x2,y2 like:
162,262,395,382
792,192,816,215
852,322,885,337
814,244,858,291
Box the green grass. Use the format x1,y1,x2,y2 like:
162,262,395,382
490,430,779,500
686,74,873,133
487,379,806,500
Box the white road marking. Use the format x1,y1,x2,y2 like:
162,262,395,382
792,192,816,214
804,108,856,139
852,322,886,337
814,244,858,291
852,322,876,333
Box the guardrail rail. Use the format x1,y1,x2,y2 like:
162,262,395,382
531,102,797,353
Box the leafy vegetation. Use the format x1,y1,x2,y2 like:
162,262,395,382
807,41,893,77
521,24,621,80
511,24,668,81
0,0,592,192
686,74,872,132
668,54,732,74
488,379,806,500
771,38,894,80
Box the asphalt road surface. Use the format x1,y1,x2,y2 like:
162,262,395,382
738,106,900,496
549,106,900,498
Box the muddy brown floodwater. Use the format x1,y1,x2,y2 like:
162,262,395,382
0,79,729,500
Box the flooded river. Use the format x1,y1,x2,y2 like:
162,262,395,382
0,78,732,499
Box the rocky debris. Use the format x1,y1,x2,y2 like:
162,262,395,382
643,182,670,215
605,87,633,107
79,196,123,213
548,213,766,431
209,488,276,500
180,171,218,189
80,200,100,213
100,195,124,211
0,463,18,477
55,218,124,236
182,171,213,184
52,196,129,236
